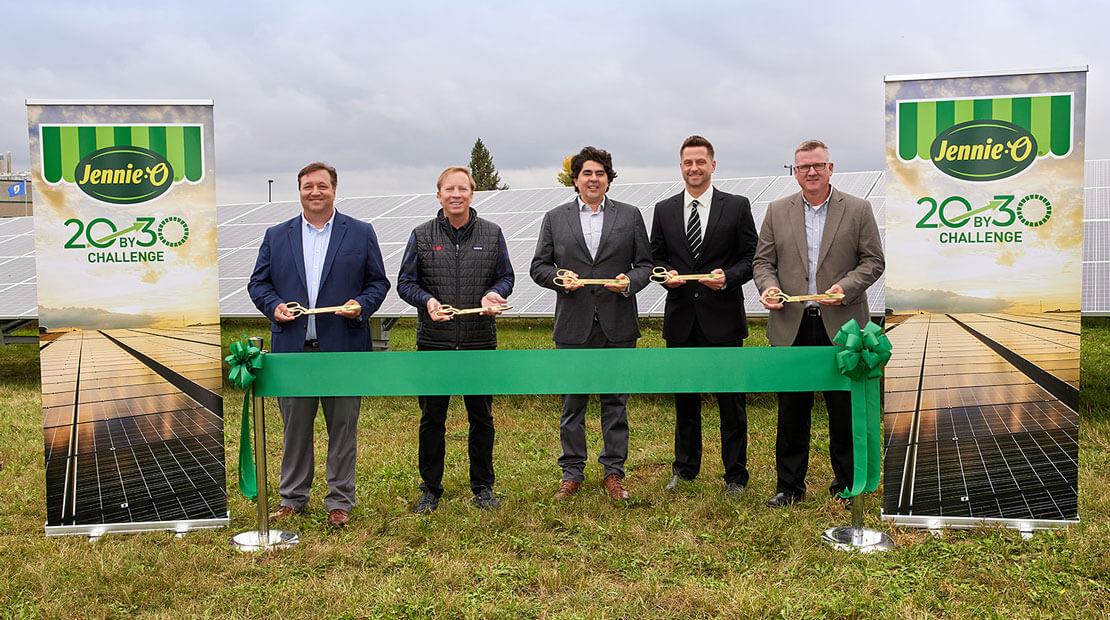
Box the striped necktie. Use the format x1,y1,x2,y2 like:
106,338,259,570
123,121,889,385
687,199,702,261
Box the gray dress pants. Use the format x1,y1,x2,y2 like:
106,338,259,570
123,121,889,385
277,394,361,512
556,319,635,482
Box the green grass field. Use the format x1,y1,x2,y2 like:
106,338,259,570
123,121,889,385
1,318,1108,619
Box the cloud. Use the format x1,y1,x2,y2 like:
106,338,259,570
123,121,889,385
2,1,1106,206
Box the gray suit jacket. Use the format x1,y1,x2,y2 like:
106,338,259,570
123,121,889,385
530,196,653,345
753,187,885,346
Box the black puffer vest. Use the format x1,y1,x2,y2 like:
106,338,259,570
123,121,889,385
414,210,502,349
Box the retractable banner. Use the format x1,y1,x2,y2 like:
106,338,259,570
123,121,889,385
28,101,227,536
882,69,1086,529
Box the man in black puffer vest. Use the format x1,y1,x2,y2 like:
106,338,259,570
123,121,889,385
398,166,514,513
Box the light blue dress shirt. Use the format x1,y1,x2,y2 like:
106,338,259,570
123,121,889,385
302,211,335,340
578,197,605,260
803,192,831,304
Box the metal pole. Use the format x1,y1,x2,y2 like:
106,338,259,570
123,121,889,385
231,337,298,552
850,493,865,546
251,342,269,543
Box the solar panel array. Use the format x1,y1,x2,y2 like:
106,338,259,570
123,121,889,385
2,160,1109,320
42,326,226,526
882,313,1079,522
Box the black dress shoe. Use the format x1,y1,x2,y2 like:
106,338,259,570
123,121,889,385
413,490,440,514
766,491,804,508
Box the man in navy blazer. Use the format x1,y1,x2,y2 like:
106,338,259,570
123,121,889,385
248,162,389,527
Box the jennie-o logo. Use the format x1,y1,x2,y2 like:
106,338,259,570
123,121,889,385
75,146,173,204
39,124,204,204
897,93,1073,181
930,121,1035,181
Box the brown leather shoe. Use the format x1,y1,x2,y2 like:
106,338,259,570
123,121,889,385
602,474,630,501
554,480,582,500
327,509,350,528
269,505,302,521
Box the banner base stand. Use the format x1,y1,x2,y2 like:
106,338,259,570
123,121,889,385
882,514,1078,533
45,516,229,539
231,529,299,552
822,525,895,553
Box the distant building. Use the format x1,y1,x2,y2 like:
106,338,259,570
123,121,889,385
0,151,32,217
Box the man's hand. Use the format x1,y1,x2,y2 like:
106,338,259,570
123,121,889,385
700,268,726,291
604,273,630,293
817,283,845,306
559,270,584,292
274,302,297,323
481,291,508,316
760,287,784,310
335,299,361,318
663,269,684,289
427,297,451,322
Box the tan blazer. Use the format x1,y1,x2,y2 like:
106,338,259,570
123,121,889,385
753,187,885,346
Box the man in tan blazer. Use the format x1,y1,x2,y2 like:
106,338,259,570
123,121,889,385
753,139,884,508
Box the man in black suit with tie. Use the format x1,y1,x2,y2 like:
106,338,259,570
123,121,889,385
649,135,758,497
530,146,654,502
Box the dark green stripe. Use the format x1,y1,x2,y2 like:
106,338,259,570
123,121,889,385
972,98,993,120
77,126,98,158
935,100,955,133
1011,97,1032,131
898,102,917,160
253,347,852,397
41,126,62,183
183,126,202,182
148,126,167,158
1051,95,1071,156
113,126,132,146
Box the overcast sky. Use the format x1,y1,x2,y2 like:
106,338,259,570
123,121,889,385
5,1,1106,203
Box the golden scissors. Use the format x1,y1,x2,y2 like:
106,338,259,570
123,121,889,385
764,291,845,303
285,301,360,317
553,269,624,287
650,267,724,284
436,303,512,317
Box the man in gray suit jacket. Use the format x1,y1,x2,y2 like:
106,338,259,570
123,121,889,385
530,146,653,501
753,139,885,508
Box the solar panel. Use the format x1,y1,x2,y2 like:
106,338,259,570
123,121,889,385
43,329,225,526
3,162,1109,320
882,313,1079,522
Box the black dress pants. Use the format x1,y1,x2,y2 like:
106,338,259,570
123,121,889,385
775,311,853,497
417,345,495,497
667,319,749,486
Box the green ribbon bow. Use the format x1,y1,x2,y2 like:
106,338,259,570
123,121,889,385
833,320,893,499
225,337,262,501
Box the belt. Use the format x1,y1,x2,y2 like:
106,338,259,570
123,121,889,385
804,306,821,317
304,339,321,350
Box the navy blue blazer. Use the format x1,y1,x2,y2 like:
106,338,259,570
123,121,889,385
248,211,390,353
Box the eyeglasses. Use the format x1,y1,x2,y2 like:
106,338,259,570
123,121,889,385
794,163,829,173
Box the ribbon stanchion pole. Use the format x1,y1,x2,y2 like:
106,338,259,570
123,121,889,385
231,337,298,552
822,320,895,553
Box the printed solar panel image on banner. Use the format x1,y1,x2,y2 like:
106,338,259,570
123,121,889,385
3,161,1109,322
42,328,226,527
882,314,1078,522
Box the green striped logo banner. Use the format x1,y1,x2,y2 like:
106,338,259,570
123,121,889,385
39,124,205,185
897,93,1072,162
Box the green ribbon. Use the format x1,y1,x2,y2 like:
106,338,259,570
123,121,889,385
224,338,262,501
833,320,893,499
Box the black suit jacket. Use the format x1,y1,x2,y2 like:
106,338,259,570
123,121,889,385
530,196,653,345
650,188,758,343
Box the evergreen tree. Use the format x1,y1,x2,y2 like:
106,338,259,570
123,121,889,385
469,138,508,191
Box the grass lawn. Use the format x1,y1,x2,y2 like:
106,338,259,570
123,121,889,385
1,317,1108,618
